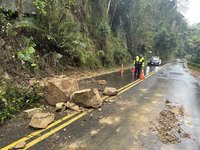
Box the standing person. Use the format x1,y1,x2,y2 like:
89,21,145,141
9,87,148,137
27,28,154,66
133,54,145,79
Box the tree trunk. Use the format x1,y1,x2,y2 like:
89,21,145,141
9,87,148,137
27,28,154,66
17,0,24,19
107,0,112,14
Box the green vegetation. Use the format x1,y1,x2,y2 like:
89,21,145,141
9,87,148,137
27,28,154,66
184,24,200,64
17,36,37,67
0,80,42,123
0,0,192,71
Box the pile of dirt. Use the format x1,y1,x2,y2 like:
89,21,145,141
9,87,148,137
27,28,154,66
150,100,190,144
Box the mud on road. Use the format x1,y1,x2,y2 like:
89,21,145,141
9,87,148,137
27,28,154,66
150,100,192,144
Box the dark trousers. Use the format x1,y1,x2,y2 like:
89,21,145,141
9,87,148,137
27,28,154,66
134,64,142,79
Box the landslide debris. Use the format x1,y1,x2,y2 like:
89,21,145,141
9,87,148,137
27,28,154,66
150,100,191,144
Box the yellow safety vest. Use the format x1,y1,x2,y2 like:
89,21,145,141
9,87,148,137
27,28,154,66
133,56,145,67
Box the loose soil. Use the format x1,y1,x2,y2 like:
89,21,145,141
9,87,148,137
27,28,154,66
150,100,191,144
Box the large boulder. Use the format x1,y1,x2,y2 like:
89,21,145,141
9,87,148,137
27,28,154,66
104,87,118,96
44,78,79,106
29,113,55,129
70,89,102,108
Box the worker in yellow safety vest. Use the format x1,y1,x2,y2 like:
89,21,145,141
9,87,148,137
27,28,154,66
133,54,145,79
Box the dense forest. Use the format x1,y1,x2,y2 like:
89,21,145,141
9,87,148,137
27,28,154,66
1,0,199,75
0,0,200,123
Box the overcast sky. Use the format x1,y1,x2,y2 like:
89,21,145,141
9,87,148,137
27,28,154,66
184,0,200,24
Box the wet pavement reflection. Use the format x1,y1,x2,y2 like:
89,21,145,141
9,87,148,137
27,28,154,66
80,66,159,89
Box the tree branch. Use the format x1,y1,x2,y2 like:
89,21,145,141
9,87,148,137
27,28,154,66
107,0,112,14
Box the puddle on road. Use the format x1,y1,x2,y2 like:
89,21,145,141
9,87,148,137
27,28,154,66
79,66,160,90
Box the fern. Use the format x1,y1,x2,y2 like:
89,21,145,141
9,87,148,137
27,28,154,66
14,19,40,30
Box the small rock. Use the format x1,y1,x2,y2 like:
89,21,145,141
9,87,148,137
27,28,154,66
65,102,81,112
178,129,181,133
98,108,102,112
29,113,55,129
166,99,171,103
108,98,117,103
55,102,66,111
70,105,81,112
96,80,107,85
24,108,43,118
13,141,26,149
65,101,76,108
180,132,190,138
104,87,118,96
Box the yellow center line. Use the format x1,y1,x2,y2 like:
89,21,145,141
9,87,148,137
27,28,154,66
1,112,79,150
2,64,167,150
118,66,163,93
118,80,143,94
117,79,140,91
118,65,166,94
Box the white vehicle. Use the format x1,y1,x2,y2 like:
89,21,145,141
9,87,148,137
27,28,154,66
148,56,161,66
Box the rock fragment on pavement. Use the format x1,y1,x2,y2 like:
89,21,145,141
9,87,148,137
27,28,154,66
103,87,118,96
29,113,55,129
13,141,26,149
55,102,66,111
96,80,107,85
55,102,82,112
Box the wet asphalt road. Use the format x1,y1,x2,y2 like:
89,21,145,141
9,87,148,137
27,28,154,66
1,62,200,150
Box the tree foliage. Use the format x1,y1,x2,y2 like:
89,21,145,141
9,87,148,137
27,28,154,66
0,0,199,71
184,24,200,63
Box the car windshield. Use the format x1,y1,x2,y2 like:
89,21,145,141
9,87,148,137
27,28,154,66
151,57,159,61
